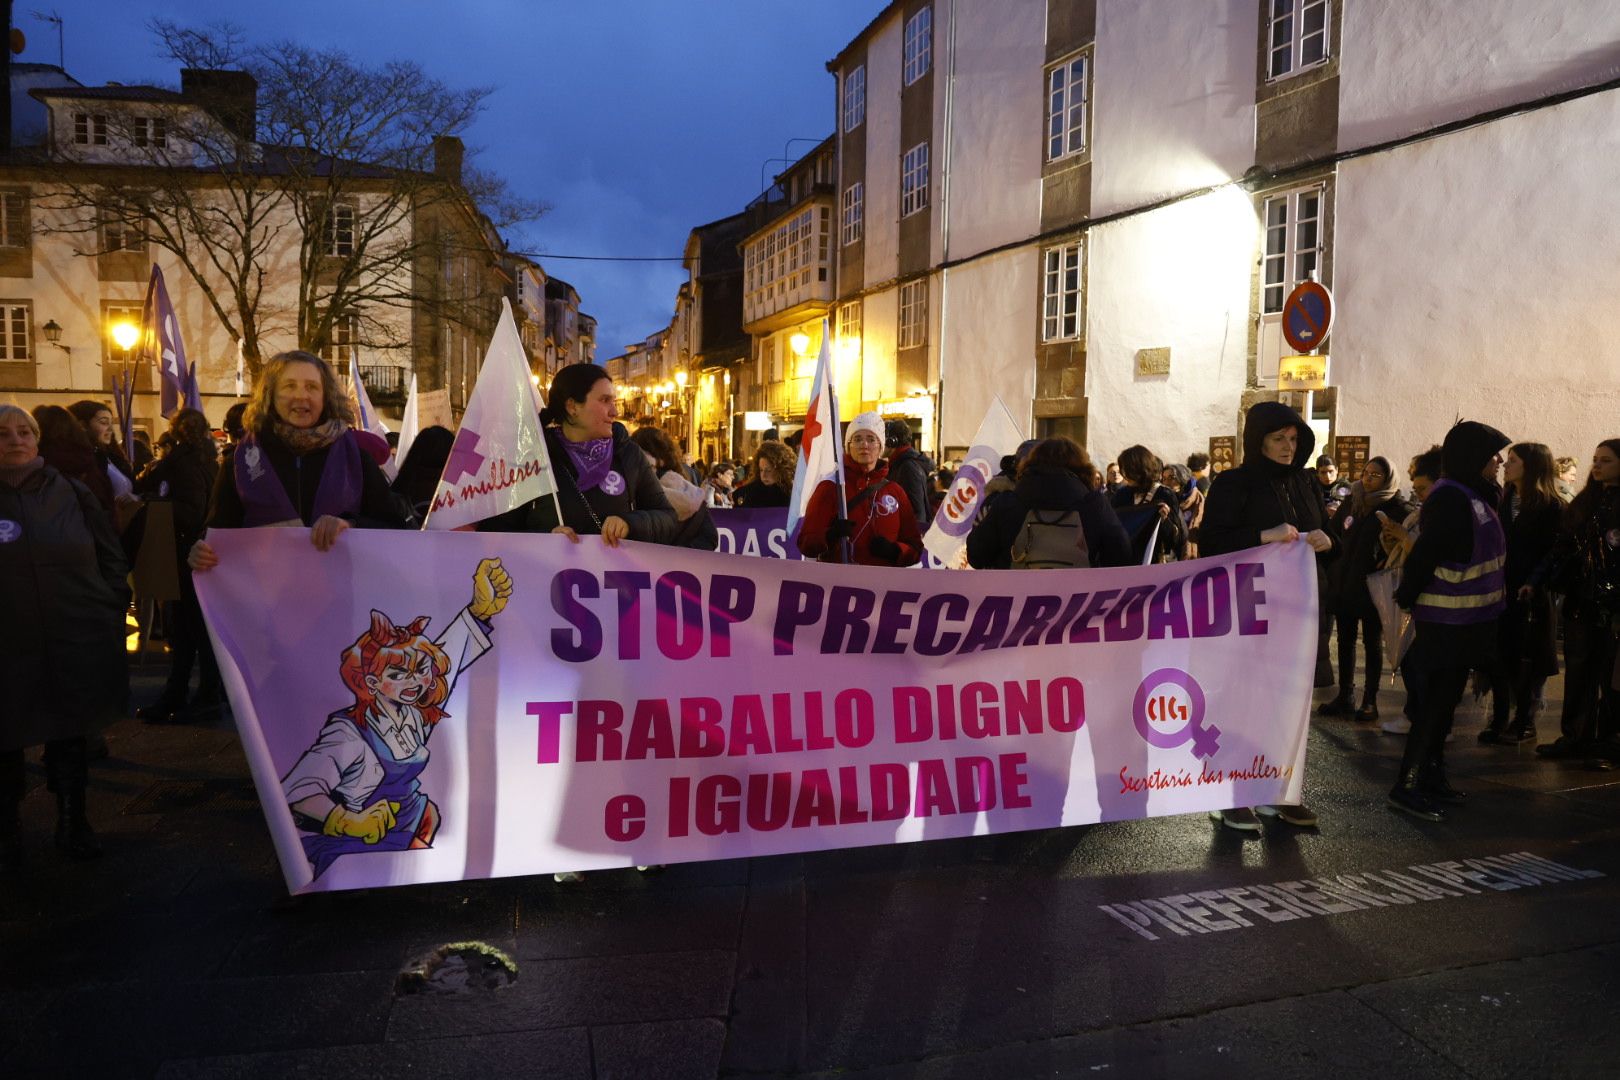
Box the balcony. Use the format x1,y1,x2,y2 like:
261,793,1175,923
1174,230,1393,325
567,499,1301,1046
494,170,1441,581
358,364,407,405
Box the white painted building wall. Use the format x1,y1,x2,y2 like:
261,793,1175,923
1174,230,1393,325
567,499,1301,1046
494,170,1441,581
938,249,1035,447
937,0,1043,262
1331,87,1620,471
1337,0,1620,152
1084,186,1256,465
863,16,903,287
1091,0,1258,217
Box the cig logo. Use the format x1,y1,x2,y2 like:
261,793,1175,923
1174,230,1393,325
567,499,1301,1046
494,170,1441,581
1132,668,1219,759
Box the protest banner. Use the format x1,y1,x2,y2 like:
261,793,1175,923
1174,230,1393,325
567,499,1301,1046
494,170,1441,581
712,507,806,560
197,530,1316,895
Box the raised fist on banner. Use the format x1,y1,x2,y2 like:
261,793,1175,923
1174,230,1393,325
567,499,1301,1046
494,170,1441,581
469,557,513,620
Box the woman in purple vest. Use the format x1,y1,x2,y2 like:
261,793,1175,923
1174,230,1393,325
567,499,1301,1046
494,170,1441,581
189,351,407,572
1392,421,1511,821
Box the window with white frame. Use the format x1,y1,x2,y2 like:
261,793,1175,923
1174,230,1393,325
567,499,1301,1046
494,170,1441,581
133,116,168,149
321,310,362,365
72,113,107,146
841,183,864,246
323,203,356,258
0,302,31,361
1042,242,1083,341
1261,186,1325,313
898,280,928,350
837,299,862,351
901,142,929,217
101,210,144,253
1046,53,1089,162
0,192,29,248
843,65,866,132
903,7,932,86
1268,0,1330,81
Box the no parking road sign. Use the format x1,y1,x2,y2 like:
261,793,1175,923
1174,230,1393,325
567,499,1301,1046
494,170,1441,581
1281,280,1333,353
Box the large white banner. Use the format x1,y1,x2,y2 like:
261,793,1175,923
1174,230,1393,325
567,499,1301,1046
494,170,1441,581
197,531,1317,895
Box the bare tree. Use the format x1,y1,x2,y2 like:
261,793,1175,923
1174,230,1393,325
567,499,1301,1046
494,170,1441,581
36,20,546,383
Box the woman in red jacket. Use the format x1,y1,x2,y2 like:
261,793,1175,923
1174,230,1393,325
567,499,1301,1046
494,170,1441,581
798,411,923,566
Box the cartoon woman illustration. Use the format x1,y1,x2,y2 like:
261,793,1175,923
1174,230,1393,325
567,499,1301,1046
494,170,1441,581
281,557,512,877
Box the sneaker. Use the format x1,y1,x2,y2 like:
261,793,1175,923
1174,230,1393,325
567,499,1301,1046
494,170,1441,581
1257,802,1319,827
1380,716,1412,735
552,871,585,884
1209,807,1262,832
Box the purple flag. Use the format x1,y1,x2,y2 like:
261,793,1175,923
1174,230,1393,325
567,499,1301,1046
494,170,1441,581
112,370,135,459
142,265,190,419
184,360,203,412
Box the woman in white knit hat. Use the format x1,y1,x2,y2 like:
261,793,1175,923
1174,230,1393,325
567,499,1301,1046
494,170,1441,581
798,410,923,567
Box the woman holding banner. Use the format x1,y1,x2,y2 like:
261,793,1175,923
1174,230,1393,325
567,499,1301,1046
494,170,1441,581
798,411,922,567
1199,400,1337,833
481,363,677,546
188,351,407,571
0,404,129,868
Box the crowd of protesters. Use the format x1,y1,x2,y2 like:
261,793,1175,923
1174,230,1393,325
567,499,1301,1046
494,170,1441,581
4,347,1616,871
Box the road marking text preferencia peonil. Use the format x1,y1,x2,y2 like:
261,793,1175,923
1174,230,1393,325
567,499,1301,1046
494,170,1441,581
1099,851,1603,942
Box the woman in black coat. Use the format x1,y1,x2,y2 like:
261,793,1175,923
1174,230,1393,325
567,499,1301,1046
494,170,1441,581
1110,444,1187,563
480,363,677,547
1320,456,1411,722
1199,400,1338,833
967,436,1132,569
134,409,222,724
629,425,718,550
1480,443,1563,745
0,404,129,867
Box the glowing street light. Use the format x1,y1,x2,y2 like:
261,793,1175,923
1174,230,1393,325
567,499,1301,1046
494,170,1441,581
110,321,139,352
789,332,810,356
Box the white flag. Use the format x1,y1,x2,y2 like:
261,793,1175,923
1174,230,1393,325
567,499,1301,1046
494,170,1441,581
386,372,420,482
786,319,842,541
923,395,1023,567
424,298,557,530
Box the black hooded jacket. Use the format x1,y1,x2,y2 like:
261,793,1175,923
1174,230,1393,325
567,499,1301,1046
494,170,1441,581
1394,421,1510,611
1199,402,1339,576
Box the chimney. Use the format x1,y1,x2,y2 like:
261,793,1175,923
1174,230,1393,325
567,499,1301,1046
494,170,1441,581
180,68,258,143
433,135,464,185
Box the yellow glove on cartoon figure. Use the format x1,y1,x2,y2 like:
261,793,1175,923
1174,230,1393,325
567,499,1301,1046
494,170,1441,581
468,557,513,620
322,799,401,844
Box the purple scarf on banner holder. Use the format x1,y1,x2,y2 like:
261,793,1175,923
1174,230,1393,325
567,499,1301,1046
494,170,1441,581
559,435,614,492
234,430,364,527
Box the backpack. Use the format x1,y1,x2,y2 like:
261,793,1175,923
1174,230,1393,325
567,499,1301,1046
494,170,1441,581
1010,508,1091,569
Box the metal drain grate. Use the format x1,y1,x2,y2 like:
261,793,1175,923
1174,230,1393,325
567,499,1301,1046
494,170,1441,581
123,778,261,816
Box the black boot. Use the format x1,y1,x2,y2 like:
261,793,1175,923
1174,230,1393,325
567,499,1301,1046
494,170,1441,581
54,786,101,860
1420,756,1467,803
1389,770,1446,821
1318,688,1355,717
1355,692,1380,723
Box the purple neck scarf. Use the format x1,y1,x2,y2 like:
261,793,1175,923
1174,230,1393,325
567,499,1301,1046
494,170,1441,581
234,430,363,526
560,435,614,492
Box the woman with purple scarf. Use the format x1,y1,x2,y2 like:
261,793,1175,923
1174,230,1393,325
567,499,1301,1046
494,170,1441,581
479,363,677,547
189,351,406,572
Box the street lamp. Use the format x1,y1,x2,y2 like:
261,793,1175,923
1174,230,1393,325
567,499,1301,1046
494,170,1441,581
111,320,139,354
789,332,810,357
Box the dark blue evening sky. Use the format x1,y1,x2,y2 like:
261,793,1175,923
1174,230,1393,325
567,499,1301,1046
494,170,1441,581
27,0,881,355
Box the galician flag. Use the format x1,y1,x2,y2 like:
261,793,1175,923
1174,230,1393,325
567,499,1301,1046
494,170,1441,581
141,265,190,419
923,395,1023,567
785,318,842,543
424,298,557,531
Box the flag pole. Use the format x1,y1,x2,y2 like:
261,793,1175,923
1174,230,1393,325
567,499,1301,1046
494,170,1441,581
822,319,852,564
